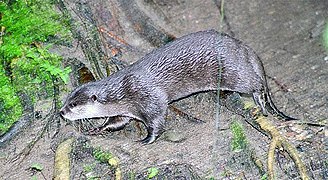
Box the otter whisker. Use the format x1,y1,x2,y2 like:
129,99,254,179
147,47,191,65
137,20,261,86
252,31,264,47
84,118,96,131
101,117,111,127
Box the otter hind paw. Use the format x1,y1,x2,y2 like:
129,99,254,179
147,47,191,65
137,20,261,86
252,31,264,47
140,134,157,145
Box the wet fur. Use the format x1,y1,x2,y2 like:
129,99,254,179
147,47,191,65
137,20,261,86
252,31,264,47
60,30,295,144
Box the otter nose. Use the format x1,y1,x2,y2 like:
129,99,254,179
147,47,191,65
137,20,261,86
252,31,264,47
59,108,67,118
60,110,65,116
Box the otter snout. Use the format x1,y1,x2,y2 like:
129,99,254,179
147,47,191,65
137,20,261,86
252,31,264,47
59,106,70,118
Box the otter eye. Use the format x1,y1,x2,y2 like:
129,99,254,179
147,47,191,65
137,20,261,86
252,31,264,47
90,95,97,102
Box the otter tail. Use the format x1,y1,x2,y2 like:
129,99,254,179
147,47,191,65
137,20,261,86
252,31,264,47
264,88,297,120
252,87,297,120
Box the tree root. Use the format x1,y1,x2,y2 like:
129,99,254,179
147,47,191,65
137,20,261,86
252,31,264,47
7,77,60,168
107,156,122,180
246,102,310,180
220,92,309,179
8,109,56,166
54,138,74,180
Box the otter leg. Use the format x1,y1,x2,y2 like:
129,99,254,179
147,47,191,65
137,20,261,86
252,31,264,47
140,109,166,144
89,117,130,135
141,116,166,144
141,127,158,144
252,91,269,116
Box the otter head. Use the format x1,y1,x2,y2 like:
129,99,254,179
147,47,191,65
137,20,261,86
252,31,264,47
60,83,120,121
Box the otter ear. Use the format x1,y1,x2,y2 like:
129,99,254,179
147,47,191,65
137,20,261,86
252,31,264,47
90,95,97,102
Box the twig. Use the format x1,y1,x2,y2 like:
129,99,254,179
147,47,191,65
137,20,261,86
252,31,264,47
52,76,61,138
168,105,205,124
8,76,59,166
9,111,55,165
214,0,235,36
212,7,224,175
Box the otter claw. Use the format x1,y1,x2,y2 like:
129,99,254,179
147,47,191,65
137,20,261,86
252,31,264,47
88,127,104,135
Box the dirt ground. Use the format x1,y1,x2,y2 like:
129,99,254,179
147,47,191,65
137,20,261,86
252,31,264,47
0,0,327,179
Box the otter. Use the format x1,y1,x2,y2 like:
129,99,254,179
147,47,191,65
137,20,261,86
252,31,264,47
60,30,295,144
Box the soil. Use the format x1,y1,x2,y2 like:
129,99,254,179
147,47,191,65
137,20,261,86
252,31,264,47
0,0,327,179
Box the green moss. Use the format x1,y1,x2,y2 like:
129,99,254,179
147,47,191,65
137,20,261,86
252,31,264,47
0,66,22,133
0,0,71,134
147,167,159,179
261,173,268,180
230,121,248,152
83,163,96,173
92,148,113,163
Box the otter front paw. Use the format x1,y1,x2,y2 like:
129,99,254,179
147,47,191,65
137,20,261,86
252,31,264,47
87,127,104,135
87,128,100,135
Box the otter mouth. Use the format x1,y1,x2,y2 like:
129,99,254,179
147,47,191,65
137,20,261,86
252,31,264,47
63,115,137,136
66,116,115,136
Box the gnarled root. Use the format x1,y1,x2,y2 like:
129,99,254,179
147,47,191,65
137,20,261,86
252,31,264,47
249,105,309,180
